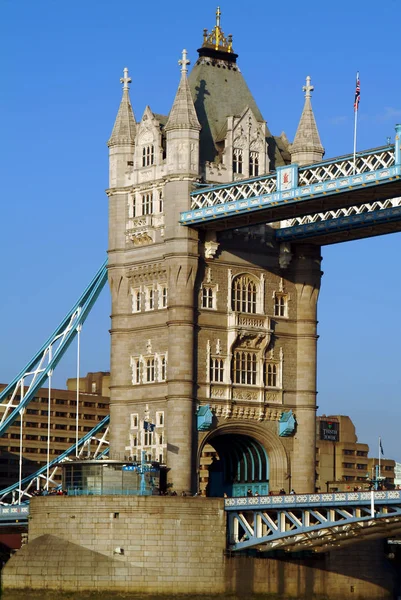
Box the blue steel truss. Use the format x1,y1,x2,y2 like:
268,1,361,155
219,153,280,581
0,415,110,505
0,260,108,436
225,491,401,553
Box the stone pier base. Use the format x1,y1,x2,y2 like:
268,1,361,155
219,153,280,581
2,496,396,598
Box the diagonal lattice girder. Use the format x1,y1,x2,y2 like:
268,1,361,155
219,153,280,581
181,145,401,229
277,197,401,243
0,261,108,437
0,415,110,505
226,491,401,553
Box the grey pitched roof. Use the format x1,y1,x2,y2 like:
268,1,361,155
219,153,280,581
292,96,324,155
108,89,136,147
188,58,290,168
165,72,201,132
188,60,264,162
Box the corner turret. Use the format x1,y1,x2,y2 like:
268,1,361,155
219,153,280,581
165,49,201,175
108,68,136,187
291,76,324,166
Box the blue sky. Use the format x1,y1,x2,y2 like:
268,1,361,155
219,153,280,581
1,0,400,462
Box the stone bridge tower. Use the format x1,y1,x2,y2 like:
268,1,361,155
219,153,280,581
107,9,324,495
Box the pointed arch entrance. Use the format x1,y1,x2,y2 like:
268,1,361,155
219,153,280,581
200,432,270,497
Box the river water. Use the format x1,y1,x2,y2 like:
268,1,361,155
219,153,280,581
0,594,286,600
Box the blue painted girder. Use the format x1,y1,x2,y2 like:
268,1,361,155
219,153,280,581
226,490,401,552
0,260,108,436
276,205,401,243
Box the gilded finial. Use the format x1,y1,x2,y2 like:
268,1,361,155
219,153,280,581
303,75,314,99
178,49,190,74
120,67,131,91
202,7,234,54
216,6,221,27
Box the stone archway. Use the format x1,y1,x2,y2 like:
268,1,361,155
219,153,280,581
198,421,290,496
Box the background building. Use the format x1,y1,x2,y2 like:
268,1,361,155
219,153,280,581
0,372,110,490
316,415,395,492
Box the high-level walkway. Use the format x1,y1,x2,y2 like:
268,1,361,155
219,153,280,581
181,127,401,244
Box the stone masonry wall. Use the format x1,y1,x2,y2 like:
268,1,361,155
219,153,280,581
2,496,396,598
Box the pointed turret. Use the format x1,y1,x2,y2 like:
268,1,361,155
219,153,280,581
108,68,136,147
108,68,136,188
165,50,200,175
291,76,324,166
165,50,201,133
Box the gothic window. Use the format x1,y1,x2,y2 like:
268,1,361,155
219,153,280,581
131,354,166,385
233,351,257,385
158,285,168,309
249,152,259,177
202,286,216,309
146,358,156,383
274,294,288,318
132,288,142,313
265,361,279,388
142,193,152,215
142,145,154,167
131,414,139,429
145,287,155,311
160,356,167,381
231,275,257,313
159,434,164,445
159,190,164,213
143,431,153,446
210,358,224,383
131,357,141,385
156,411,164,426
233,148,243,174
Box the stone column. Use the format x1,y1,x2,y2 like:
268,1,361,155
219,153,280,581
292,244,322,493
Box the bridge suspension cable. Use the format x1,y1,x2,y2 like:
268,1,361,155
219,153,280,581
0,260,108,437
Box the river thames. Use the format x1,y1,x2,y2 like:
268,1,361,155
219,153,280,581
0,593,292,600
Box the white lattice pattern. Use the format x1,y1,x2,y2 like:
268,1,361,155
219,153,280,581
298,148,394,186
190,147,395,210
281,197,401,228
191,176,277,209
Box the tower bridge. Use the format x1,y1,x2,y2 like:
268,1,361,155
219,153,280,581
1,7,401,557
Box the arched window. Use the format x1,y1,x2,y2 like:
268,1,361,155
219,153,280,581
233,148,243,174
249,152,259,176
142,145,154,167
233,351,257,385
231,275,257,313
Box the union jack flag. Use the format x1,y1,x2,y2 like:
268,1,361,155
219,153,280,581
354,72,360,112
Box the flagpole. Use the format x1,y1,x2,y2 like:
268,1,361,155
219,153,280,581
353,108,358,174
353,72,360,175
378,436,381,480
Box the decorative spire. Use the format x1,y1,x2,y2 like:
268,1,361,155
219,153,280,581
108,67,137,147
178,49,190,74
291,75,324,165
120,67,131,91
165,50,200,132
202,7,233,53
303,75,314,99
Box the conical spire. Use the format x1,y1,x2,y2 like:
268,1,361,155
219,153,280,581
108,68,137,147
291,76,324,165
165,50,201,132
